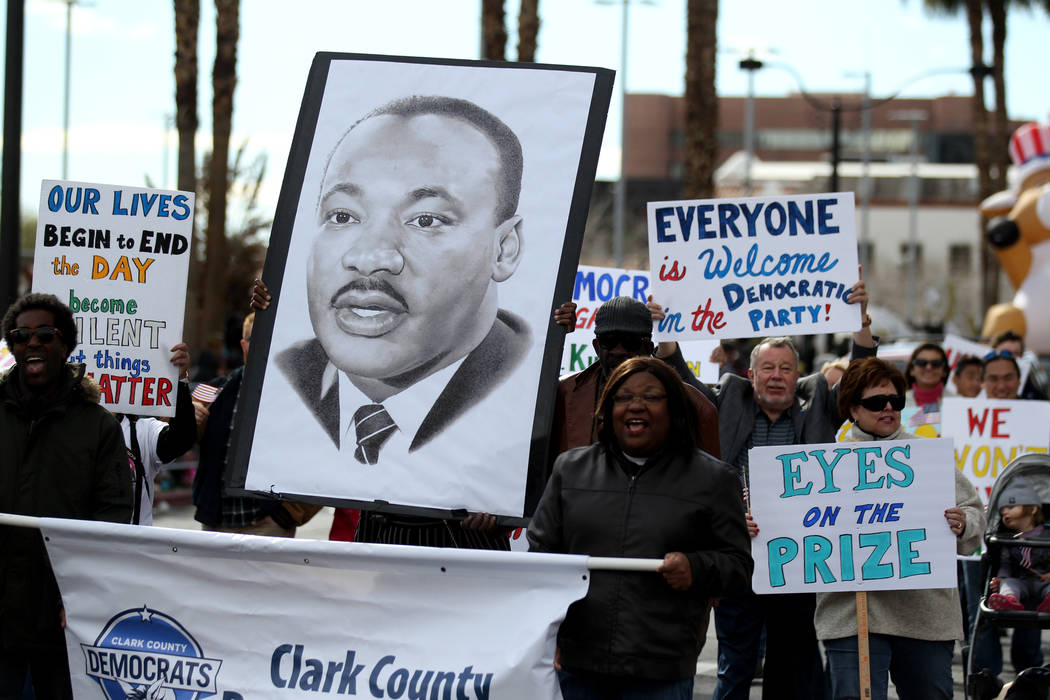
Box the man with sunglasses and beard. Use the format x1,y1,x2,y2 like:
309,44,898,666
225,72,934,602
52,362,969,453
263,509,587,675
0,293,132,699
550,295,720,465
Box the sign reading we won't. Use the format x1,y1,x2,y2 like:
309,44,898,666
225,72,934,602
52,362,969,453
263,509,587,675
748,438,958,594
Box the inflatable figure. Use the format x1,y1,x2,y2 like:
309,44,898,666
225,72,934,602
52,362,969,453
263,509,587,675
981,122,1050,353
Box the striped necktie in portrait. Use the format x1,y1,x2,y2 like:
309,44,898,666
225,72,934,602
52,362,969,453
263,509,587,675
353,404,397,465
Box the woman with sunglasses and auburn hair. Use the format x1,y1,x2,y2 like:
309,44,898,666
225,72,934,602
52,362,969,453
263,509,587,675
813,357,984,700
903,342,950,409
529,357,752,699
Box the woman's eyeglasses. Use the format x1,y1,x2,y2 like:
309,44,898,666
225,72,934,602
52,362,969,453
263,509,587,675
912,358,945,369
857,393,906,412
983,350,1015,361
613,393,667,406
6,326,62,345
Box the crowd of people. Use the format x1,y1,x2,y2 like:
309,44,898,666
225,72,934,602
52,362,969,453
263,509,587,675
3,275,1050,699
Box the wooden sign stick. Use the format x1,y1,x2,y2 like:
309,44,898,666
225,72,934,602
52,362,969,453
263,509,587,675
857,591,872,698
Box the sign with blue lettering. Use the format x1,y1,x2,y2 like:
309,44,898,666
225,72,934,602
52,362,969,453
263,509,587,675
748,438,957,594
42,518,589,699
31,180,194,417
562,264,717,381
647,192,860,340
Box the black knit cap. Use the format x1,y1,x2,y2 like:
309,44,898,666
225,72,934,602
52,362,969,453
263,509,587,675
594,296,653,337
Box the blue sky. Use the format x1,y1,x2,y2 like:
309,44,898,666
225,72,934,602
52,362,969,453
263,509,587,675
3,0,1048,217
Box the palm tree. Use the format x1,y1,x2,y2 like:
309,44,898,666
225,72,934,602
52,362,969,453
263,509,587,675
683,0,718,199
201,0,239,345
481,0,507,60
173,0,200,349
517,0,540,62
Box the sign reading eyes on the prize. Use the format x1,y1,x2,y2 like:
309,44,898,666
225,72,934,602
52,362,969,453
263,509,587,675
563,264,718,382
31,180,194,417
647,192,860,340
747,438,958,594
941,397,1050,503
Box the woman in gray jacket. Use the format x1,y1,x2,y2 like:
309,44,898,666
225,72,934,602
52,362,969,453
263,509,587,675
816,357,984,700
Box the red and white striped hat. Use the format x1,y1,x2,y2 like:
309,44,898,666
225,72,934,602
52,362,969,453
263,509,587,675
1009,122,1050,188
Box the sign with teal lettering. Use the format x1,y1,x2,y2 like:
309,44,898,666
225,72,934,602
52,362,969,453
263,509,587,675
748,438,957,594
647,192,860,339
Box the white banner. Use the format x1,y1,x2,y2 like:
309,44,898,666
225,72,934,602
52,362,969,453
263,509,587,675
42,519,586,700
647,192,860,340
31,180,194,417
941,397,1050,503
748,438,958,594
564,265,718,382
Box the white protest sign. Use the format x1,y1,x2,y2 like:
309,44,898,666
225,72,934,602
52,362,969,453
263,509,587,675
0,339,13,373
647,192,860,340
563,265,717,382
41,518,587,700
31,181,193,417
748,438,957,594
941,397,1050,503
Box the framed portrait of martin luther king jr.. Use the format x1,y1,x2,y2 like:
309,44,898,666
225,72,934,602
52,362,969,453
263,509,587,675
227,53,613,521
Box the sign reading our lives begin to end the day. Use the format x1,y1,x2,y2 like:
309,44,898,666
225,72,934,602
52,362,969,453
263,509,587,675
748,438,958,594
647,192,861,340
31,180,193,417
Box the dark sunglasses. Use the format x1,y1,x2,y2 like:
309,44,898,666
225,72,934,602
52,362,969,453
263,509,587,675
595,333,648,353
912,358,945,369
7,326,62,345
857,393,906,412
983,350,1015,361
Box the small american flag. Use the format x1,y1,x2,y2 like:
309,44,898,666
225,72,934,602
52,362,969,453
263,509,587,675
1021,546,1034,569
191,382,221,404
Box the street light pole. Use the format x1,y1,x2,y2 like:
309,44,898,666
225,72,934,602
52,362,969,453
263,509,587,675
892,109,927,323
62,0,74,179
613,0,627,267
739,53,763,196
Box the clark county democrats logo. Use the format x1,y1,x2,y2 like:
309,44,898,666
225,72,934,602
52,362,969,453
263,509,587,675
81,605,222,700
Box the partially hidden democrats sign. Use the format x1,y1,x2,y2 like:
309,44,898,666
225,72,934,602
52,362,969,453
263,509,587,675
748,438,957,594
647,192,860,340
941,397,1050,503
43,518,588,700
564,265,717,382
31,180,193,417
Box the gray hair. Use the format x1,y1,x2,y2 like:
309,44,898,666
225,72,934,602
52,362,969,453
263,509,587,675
750,336,800,371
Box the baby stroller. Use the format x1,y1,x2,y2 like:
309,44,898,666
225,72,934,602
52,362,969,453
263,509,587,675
968,453,1050,700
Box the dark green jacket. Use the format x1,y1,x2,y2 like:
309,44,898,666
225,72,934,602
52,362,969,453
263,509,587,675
0,363,132,651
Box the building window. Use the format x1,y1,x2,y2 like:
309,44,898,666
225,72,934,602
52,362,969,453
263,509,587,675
900,242,923,265
949,244,971,274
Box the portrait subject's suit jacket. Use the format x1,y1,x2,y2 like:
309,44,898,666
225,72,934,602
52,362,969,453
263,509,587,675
276,309,530,452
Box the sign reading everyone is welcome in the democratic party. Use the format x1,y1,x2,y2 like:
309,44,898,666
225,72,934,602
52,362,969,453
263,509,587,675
646,192,860,340
748,439,958,594
563,264,717,382
31,180,193,417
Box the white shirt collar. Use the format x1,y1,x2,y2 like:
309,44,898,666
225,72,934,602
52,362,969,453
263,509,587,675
324,357,467,451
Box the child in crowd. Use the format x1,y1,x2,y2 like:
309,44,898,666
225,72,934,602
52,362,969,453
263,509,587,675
952,356,984,398
990,477,1050,612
